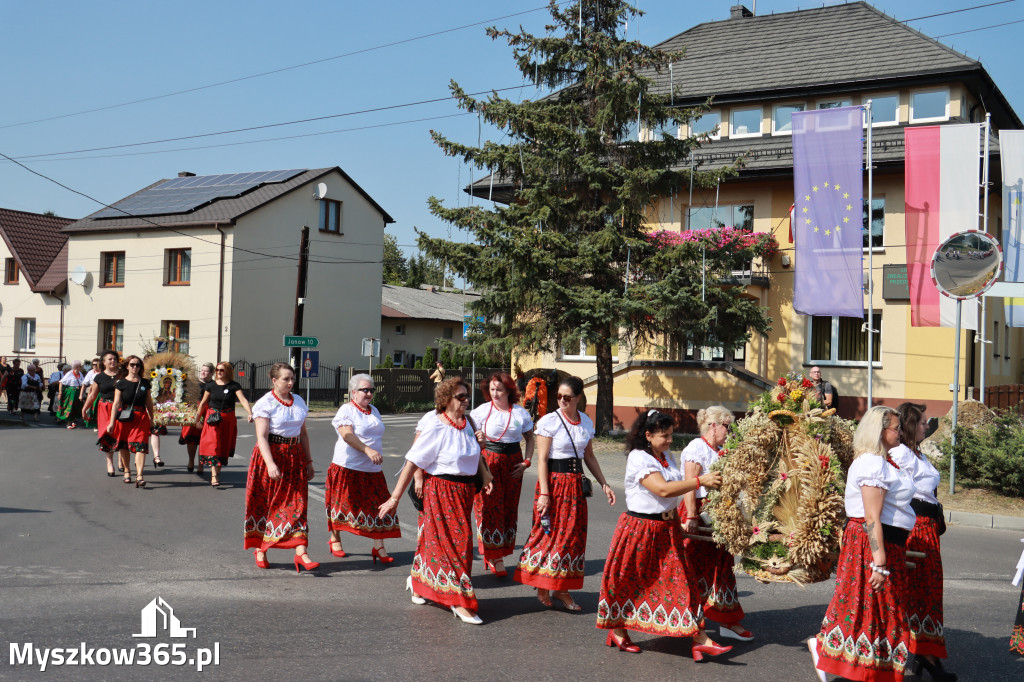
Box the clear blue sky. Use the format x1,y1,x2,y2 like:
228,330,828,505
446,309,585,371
1,1,1021,260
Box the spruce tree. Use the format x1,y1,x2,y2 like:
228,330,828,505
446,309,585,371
421,0,773,433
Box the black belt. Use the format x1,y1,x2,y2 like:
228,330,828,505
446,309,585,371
434,473,476,484
627,509,678,522
910,499,942,523
847,518,910,546
548,457,584,474
482,441,522,455
268,434,301,445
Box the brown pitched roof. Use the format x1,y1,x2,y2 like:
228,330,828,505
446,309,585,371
0,208,73,294
63,166,394,233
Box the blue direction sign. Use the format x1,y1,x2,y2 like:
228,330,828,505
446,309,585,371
301,350,319,378
284,335,319,348
463,315,486,339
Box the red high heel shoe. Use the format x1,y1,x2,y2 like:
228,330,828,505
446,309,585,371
484,559,507,577
605,630,641,653
692,640,733,662
327,539,346,558
254,551,269,569
371,547,394,564
294,553,319,573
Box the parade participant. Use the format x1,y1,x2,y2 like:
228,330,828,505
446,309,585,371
106,355,155,488
4,359,22,414
469,372,535,576
1013,538,1024,655
378,377,494,625
0,356,9,408
19,363,44,422
80,357,101,430
194,362,252,487
597,410,732,660
325,374,399,562
809,406,916,682
680,406,753,640
84,351,121,476
47,364,64,416
179,362,214,473
244,363,317,572
512,376,616,611
57,361,84,428
890,403,957,681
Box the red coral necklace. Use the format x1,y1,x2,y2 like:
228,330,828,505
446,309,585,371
560,408,581,426
441,412,466,430
272,391,293,407
351,400,371,415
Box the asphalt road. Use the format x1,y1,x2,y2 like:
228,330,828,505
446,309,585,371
1,413,1022,681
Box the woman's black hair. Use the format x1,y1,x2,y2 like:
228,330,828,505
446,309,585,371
896,402,927,454
558,375,584,398
624,409,675,454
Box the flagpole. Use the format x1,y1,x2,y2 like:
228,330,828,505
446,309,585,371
950,299,962,495
865,100,874,409
980,113,992,401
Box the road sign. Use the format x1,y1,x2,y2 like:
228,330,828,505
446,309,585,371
284,335,319,348
361,337,380,357
301,350,319,378
463,315,486,339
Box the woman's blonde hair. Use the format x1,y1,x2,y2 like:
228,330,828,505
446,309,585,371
852,405,899,458
697,406,734,435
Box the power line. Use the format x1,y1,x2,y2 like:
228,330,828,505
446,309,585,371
935,17,1024,37
902,0,1017,22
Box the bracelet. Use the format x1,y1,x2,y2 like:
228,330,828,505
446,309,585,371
869,561,890,577
538,493,549,497
522,459,531,467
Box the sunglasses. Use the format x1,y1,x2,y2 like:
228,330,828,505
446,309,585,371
128,363,142,368
356,387,374,394
556,394,576,401
454,393,469,402
216,368,226,373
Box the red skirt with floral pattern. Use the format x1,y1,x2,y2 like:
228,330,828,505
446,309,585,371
178,404,206,444
815,519,910,682
597,512,702,637
244,441,309,551
325,464,400,539
198,411,237,466
679,498,744,624
95,401,115,452
474,447,525,561
410,475,477,611
905,515,947,658
1012,582,1024,655
512,472,587,591
112,407,150,454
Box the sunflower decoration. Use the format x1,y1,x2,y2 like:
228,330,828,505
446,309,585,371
143,352,200,426
149,370,158,378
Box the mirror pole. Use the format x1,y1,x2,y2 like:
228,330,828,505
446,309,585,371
950,299,962,495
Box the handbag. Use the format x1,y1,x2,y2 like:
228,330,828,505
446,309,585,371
556,412,593,498
406,483,424,512
936,501,947,536
117,382,140,422
206,410,222,425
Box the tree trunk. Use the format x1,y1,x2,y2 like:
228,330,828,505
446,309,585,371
594,338,615,435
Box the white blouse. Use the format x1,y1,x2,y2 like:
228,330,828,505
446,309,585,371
888,444,941,506
405,413,481,476
331,402,385,473
252,392,307,438
625,449,683,514
845,453,916,531
60,371,84,387
534,411,594,460
469,401,534,443
681,437,718,499
82,368,98,386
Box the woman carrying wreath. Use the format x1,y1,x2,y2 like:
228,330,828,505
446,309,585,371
195,362,252,487
679,406,754,641
179,362,214,473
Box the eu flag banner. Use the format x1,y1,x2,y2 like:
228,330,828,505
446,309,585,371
792,107,864,317
1001,130,1024,326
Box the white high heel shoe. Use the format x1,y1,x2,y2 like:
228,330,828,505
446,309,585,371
406,576,426,605
807,637,826,682
450,605,483,625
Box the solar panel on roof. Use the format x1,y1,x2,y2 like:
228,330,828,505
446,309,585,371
93,169,307,219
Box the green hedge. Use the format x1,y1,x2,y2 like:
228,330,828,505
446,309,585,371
936,411,1024,497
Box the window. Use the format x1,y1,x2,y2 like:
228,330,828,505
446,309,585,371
16,318,36,352
864,198,885,250
394,324,405,335
560,334,618,360
163,321,189,355
101,320,124,353
866,93,899,126
994,320,1001,358
165,248,191,285
318,199,343,234
101,251,125,287
392,350,406,367
772,103,805,135
690,111,721,140
1005,324,1011,370
443,327,454,340
730,106,762,138
4,258,18,284
686,204,754,231
910,88,948,123
808,313,881,366
817,99,852,110
647,122,679,141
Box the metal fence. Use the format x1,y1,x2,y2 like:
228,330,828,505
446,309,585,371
235,358,347,406
361,367,507,409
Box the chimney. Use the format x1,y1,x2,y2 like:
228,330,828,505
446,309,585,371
730,5,753,19
178,171,196,178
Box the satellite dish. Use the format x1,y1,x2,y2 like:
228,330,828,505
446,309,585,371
931,230,1002,299
69,265,88,286
315,183,328,200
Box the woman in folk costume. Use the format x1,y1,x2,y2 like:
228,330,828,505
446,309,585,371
85,350,121,476
469,372,535,577
179,362,213,473
106,355,155,487
597,409,733,661
378,377,494,625
56,361,85,428
512,376,616,611
679,405,754,641
195,361,252,487
1012,538,1024,655
324,373,400,563
889,403,957,681
809,406,916,682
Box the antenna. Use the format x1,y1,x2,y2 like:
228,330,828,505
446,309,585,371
314,182,328,200
69,265,88,286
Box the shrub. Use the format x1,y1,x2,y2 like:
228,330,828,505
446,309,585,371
936,410,1024,497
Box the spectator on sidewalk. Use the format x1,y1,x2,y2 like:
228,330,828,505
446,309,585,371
429,361,446,385
809,366,837,409
4,359,23,414
47,364,65,416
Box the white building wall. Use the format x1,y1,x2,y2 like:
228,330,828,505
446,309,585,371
0,242,64,360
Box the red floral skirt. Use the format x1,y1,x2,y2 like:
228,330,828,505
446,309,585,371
473,448,525,561
178,404,206,444
410,475,477,610
112,407,151,453
679,498,743,624
1012,582,1024,655
905,516,946,658
244,441,309,551
596,512,702,637
325,464,400,539
512,472,587,591
198,411,237,466
95,401,114,452
816,519,910,682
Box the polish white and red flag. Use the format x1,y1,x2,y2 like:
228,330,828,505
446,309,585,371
904,124,981,328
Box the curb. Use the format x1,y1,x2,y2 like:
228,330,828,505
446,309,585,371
948,510,1024,531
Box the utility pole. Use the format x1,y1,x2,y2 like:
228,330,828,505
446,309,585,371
291,225,310,370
